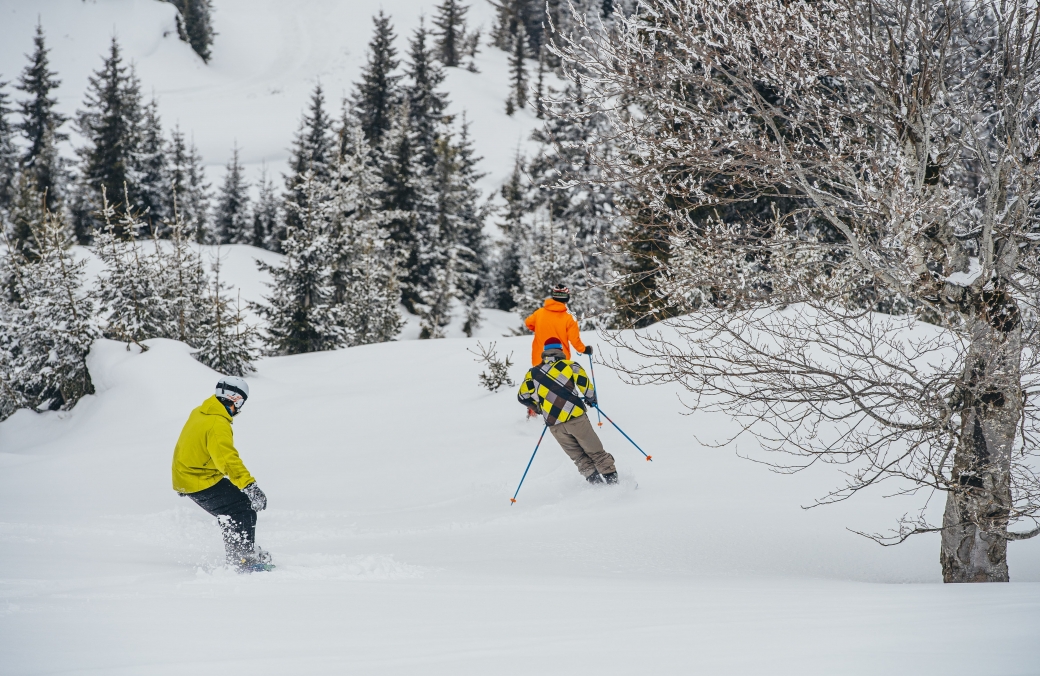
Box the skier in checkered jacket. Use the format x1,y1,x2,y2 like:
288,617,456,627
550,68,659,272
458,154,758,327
518,337,619,485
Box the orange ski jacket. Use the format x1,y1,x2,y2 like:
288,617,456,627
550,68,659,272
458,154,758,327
524,299,586,366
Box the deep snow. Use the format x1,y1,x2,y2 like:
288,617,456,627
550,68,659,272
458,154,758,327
1,334,1039,674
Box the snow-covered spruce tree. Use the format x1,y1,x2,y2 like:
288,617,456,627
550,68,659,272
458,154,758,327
163,127,210,242
72,38,145,242
15,23,68,215
136,97,168,234
6,171,47,261
432,0,470,68
0,206,99,417
253,165,280,250
489,154,531,311
214,144,251,244
0,79,18,213
560,0,1040,581
253,172,346,355
490,0,544,55
434,116,488,336
528,76,619,328
327,121,403,345
352,11,403,148
282,84,335,245
157,203,208,344
193,254,258,376
405,21,449,171
91,189,167,348
169,0,215,63
513,213,585,321
506,23,529,114
379,103,426,313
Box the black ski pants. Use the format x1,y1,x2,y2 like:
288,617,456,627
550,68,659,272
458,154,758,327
187,478,256,562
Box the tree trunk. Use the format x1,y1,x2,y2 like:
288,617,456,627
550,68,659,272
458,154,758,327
941,295,1022,582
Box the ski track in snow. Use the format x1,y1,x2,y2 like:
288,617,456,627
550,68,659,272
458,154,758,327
3,3,1040,674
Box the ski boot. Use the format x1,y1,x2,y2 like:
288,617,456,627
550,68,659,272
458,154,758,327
586,472,605,485
602,472,619,485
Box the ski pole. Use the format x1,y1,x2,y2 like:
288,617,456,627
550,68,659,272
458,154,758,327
511,424,549,504
595,406,652,461
586,352,603,427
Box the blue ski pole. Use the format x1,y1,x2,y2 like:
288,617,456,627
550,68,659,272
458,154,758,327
586,353,603,427
595,406,653,461
511,424,549,504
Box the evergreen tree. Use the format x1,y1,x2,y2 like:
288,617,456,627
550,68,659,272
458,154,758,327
170,0,216,63
352,12,402,147
72,38,144,241
252,165,280,250
432,0,470,67
0,206,99,417
405,21,449,170
91,190,167,347
193,254,258,376
164,127,210,242
513,214,585,320
157,206,208,344
15,23,68,214
136,97,168,233
534,48,546,119
282,84,335,239
327,122,403,345
508,24,529,113
0,80,17,213
214,144,251,244
6,171,46,260
490,154,530,310
253,173,346,355
436,116,488,336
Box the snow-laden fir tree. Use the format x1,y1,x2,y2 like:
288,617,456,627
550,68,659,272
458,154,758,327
252,165,280,250
156,202,208,344
432,0,470,68
327,121,403,346
72,38,145,241
91,189,167,347
513,214,585,321
214,144,251,244
6,171,46,261
135,97,168,233
0,205,99,418
193,253,258,376
506,23,529,114
168,0,216,63
253,172,346,355
489,155,530,310
352,11,403,147
282,84,335,242
405,21,449,170
0,80,18,213
15,23,68,214
163,127,210,242
434,116,488,336
528,77,619,327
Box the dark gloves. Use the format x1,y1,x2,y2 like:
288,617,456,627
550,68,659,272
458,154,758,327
243,483,267,512
583,345,593,356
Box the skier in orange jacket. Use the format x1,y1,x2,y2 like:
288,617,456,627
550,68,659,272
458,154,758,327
524,284,592,367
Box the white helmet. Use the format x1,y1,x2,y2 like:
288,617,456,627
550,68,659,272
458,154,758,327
215,376,249,414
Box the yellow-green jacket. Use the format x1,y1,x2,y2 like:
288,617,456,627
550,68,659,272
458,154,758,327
172,395,255,494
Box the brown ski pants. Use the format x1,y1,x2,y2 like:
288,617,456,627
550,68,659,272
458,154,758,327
549,414,616,477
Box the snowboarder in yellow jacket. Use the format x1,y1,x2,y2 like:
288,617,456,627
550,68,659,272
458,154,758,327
172,376,272,571
518,337,618,484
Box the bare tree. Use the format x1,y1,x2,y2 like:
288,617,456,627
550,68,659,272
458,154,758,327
553,0,1040,581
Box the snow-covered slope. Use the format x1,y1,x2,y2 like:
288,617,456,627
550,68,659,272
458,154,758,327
1,333,1038,674
0,0,544,196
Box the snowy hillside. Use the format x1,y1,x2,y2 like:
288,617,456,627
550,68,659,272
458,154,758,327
1,333,1039,673
0,0,544,196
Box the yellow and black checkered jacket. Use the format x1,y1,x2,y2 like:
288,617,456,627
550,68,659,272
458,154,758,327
518,358,597,426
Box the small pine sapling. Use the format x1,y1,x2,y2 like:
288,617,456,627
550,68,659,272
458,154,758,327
468,341,515,392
